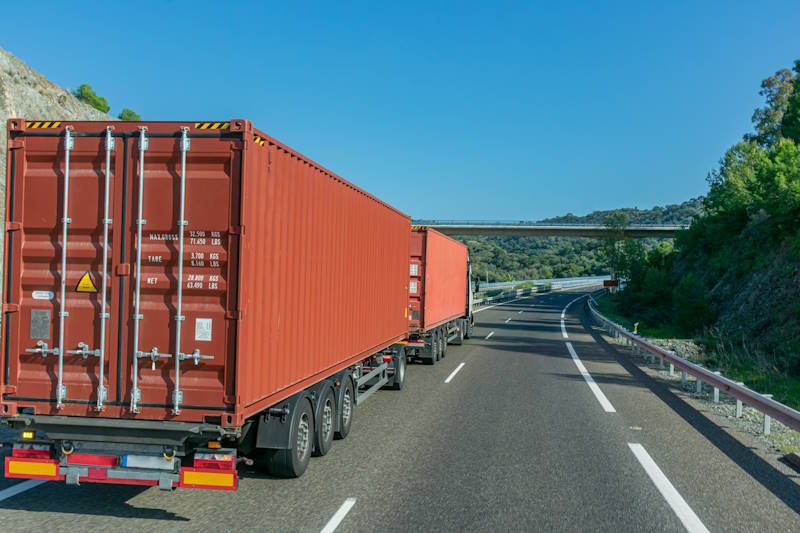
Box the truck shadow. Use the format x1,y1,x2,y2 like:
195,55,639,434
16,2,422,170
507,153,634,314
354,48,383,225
0,482,189,521
579,306,800,515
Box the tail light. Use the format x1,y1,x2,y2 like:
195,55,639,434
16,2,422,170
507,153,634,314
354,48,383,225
180,451,237,491
12,444,51,459
193,452,235,470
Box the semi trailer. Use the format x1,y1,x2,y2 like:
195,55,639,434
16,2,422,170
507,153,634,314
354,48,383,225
1,119,415,490
406,227,474,363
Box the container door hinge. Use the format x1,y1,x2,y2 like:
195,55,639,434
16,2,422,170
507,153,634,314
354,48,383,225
3,303,19,313
6,221,22,232
8,139,24,150
116,264,131,276
226,310,243,320
229,225,245,235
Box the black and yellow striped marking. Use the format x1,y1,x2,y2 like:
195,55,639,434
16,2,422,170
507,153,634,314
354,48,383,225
26,121,62,129
194,122,230,130
253,135,265,147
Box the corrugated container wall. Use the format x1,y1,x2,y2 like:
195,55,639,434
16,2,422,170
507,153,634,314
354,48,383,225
408,227,468,333
236,125,410,420
0,119,410,426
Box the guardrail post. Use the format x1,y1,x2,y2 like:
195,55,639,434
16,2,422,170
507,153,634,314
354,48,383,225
681,370,686,387
696,374,703,395
713,371,720,403
659,356,664,370
763,394,773,435
735,382,744,417
669,363,674,376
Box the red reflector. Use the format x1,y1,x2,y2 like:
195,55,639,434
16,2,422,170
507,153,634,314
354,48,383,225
12,448,50,459
383,355,392,363
194,458,235,470
67,453,117,467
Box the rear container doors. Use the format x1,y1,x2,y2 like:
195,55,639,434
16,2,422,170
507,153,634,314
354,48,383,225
408,230,425,331
1,121,240,420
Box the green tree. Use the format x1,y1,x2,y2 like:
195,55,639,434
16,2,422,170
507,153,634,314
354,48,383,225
747,67,795,148
673,273,714,333
600,212,627,276
118,108,141,121
71,83,110,113
780,60,800,143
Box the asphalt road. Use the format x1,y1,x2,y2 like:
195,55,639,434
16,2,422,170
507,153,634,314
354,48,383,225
1,289,799,532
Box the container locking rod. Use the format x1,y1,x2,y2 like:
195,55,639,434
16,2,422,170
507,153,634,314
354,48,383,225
95,126,114,410
55,126,75,409
130,127,148,414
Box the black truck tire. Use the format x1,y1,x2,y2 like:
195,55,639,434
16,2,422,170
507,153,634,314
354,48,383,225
424,333,437,365
389,350,406,390
335,377,354,440
313,387,335,456
267,399,314,477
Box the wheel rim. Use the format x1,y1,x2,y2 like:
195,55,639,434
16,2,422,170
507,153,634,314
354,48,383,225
398,357,405,382
342,388,352,427
322,398,333,442
296,412,310,460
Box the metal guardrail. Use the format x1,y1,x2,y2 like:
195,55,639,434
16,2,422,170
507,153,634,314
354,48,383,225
479,275,610,291
473,278,604,308
586,295,800,434
413,219,689,229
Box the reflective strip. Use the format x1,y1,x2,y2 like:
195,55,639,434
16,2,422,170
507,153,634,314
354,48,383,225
181,469,236,489
25,121,62,129
194,122,230,130
7,459,58,478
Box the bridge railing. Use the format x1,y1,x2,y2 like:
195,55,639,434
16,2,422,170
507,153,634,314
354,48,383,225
586,294,800,434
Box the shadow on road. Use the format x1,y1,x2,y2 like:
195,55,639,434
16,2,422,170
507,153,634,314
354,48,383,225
0,482,189,521
578,303,800,515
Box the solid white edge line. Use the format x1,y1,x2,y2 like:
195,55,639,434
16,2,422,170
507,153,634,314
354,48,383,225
566,342,616,413
473,296,527,314
485,331,495,340
444,362,466,383
321,497,357,533
0,479,47,503
559,294,587,339
627,443,710,533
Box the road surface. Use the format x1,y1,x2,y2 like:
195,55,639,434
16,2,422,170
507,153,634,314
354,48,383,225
1,289,799,531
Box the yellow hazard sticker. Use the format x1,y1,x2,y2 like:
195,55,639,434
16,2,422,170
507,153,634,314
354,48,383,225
76,272,98,293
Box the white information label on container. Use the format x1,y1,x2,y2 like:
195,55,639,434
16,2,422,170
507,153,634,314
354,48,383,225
32,291,55,300
195,318,212,342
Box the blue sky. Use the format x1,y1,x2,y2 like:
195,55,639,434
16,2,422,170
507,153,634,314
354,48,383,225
3,1,799,219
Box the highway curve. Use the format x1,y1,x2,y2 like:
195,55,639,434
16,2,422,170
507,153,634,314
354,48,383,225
1,289,799,531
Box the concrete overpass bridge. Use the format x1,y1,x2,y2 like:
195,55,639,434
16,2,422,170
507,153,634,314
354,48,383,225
412,220,688,238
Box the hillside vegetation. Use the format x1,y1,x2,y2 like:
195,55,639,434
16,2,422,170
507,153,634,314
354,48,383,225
0,47,113,302
608,60,800,404
454,198,702,282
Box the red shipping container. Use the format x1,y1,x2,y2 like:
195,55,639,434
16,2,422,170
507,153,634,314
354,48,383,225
1,119,410,427
408,227,468,333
